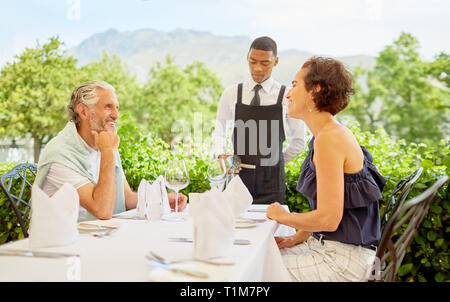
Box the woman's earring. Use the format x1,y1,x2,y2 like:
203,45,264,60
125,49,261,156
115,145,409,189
309,108,312,113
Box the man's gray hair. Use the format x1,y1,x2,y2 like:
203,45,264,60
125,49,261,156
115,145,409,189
67,80,115,125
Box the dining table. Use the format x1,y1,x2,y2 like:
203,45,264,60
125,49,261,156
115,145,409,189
0,204,295,282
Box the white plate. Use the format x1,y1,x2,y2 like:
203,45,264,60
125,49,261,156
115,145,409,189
148,262,226,282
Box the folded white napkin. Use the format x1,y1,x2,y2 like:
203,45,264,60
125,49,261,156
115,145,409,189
222,175,253,217
188,192,201,216
137,179,151,220
191,187,235,260
28,183,79,248
136,176,170,221
158,176,171,215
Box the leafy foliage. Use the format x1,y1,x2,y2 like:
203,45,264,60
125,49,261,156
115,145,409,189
344,32,450,146
136,56,223,144
0,37,81,162
80,52,143,121
117,116,212,195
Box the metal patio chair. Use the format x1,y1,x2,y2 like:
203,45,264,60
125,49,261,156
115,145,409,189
380,167,424,233
0,163,37,238
372,175,448,281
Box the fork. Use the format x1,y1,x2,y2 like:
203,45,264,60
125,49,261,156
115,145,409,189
147,251,234,266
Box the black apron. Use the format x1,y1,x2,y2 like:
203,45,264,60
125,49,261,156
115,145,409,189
233,83,286,204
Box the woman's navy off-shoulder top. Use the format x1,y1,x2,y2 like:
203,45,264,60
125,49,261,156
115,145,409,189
296,137,386,247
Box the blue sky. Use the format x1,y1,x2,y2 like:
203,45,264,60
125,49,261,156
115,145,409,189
1,0,449,66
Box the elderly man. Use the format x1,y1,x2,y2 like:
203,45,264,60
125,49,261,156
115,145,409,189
35,81,187,221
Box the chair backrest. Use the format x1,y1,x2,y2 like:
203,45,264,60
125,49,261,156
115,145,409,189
374,175,448,281
380,167,423,233
0,163,37,238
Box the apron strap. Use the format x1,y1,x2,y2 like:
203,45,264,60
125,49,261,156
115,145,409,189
237,83,243,104
277,85,286,105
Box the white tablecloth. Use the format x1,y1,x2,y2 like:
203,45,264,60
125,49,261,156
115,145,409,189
0,205,294,282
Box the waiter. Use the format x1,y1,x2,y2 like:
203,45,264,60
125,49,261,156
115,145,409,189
211,36,306,204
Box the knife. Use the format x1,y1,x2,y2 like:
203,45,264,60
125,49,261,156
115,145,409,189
169,237,251,245
78,222,118,229
0,249,80,258
235,218,267,223
148,260,209,278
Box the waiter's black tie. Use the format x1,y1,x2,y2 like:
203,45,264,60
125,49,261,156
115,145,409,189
250,84,263,106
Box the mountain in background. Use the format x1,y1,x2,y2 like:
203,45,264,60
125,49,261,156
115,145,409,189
68,28,375,87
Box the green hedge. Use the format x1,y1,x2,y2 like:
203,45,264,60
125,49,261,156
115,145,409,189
1,119,448,281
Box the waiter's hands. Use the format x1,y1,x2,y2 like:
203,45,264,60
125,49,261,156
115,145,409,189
168,192,187,211
218,153,242,174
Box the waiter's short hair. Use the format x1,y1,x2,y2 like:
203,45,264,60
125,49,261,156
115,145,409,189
249,36,277,57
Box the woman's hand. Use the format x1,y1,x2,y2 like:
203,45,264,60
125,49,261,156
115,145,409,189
275,236,299,249
274,230,311,249
266,202,288,223
168,192,187,211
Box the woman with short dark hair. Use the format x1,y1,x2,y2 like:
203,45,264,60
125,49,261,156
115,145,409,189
267,57,386,281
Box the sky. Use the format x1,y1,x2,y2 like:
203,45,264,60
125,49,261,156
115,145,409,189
1,0,449,67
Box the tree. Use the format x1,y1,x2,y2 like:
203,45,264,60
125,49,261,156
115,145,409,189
343,33,450,145
342,66,379,131
80,52,144,120
0,37,80,162
0,41,224,161
140,56,223,145
427,52,450,88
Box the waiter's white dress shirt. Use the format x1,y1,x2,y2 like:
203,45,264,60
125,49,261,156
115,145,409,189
211,76,306,163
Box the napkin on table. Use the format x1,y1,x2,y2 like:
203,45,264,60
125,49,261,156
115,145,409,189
28,183,79,248
191,187,235,260
136,176,170,221
137,179,151,220
222,175,253,218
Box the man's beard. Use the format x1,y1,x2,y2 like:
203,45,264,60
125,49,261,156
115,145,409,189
89,111,116,133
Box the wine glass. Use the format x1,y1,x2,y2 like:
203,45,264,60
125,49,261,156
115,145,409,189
207,158,227,191
226,155,241,184
164,159,189,222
